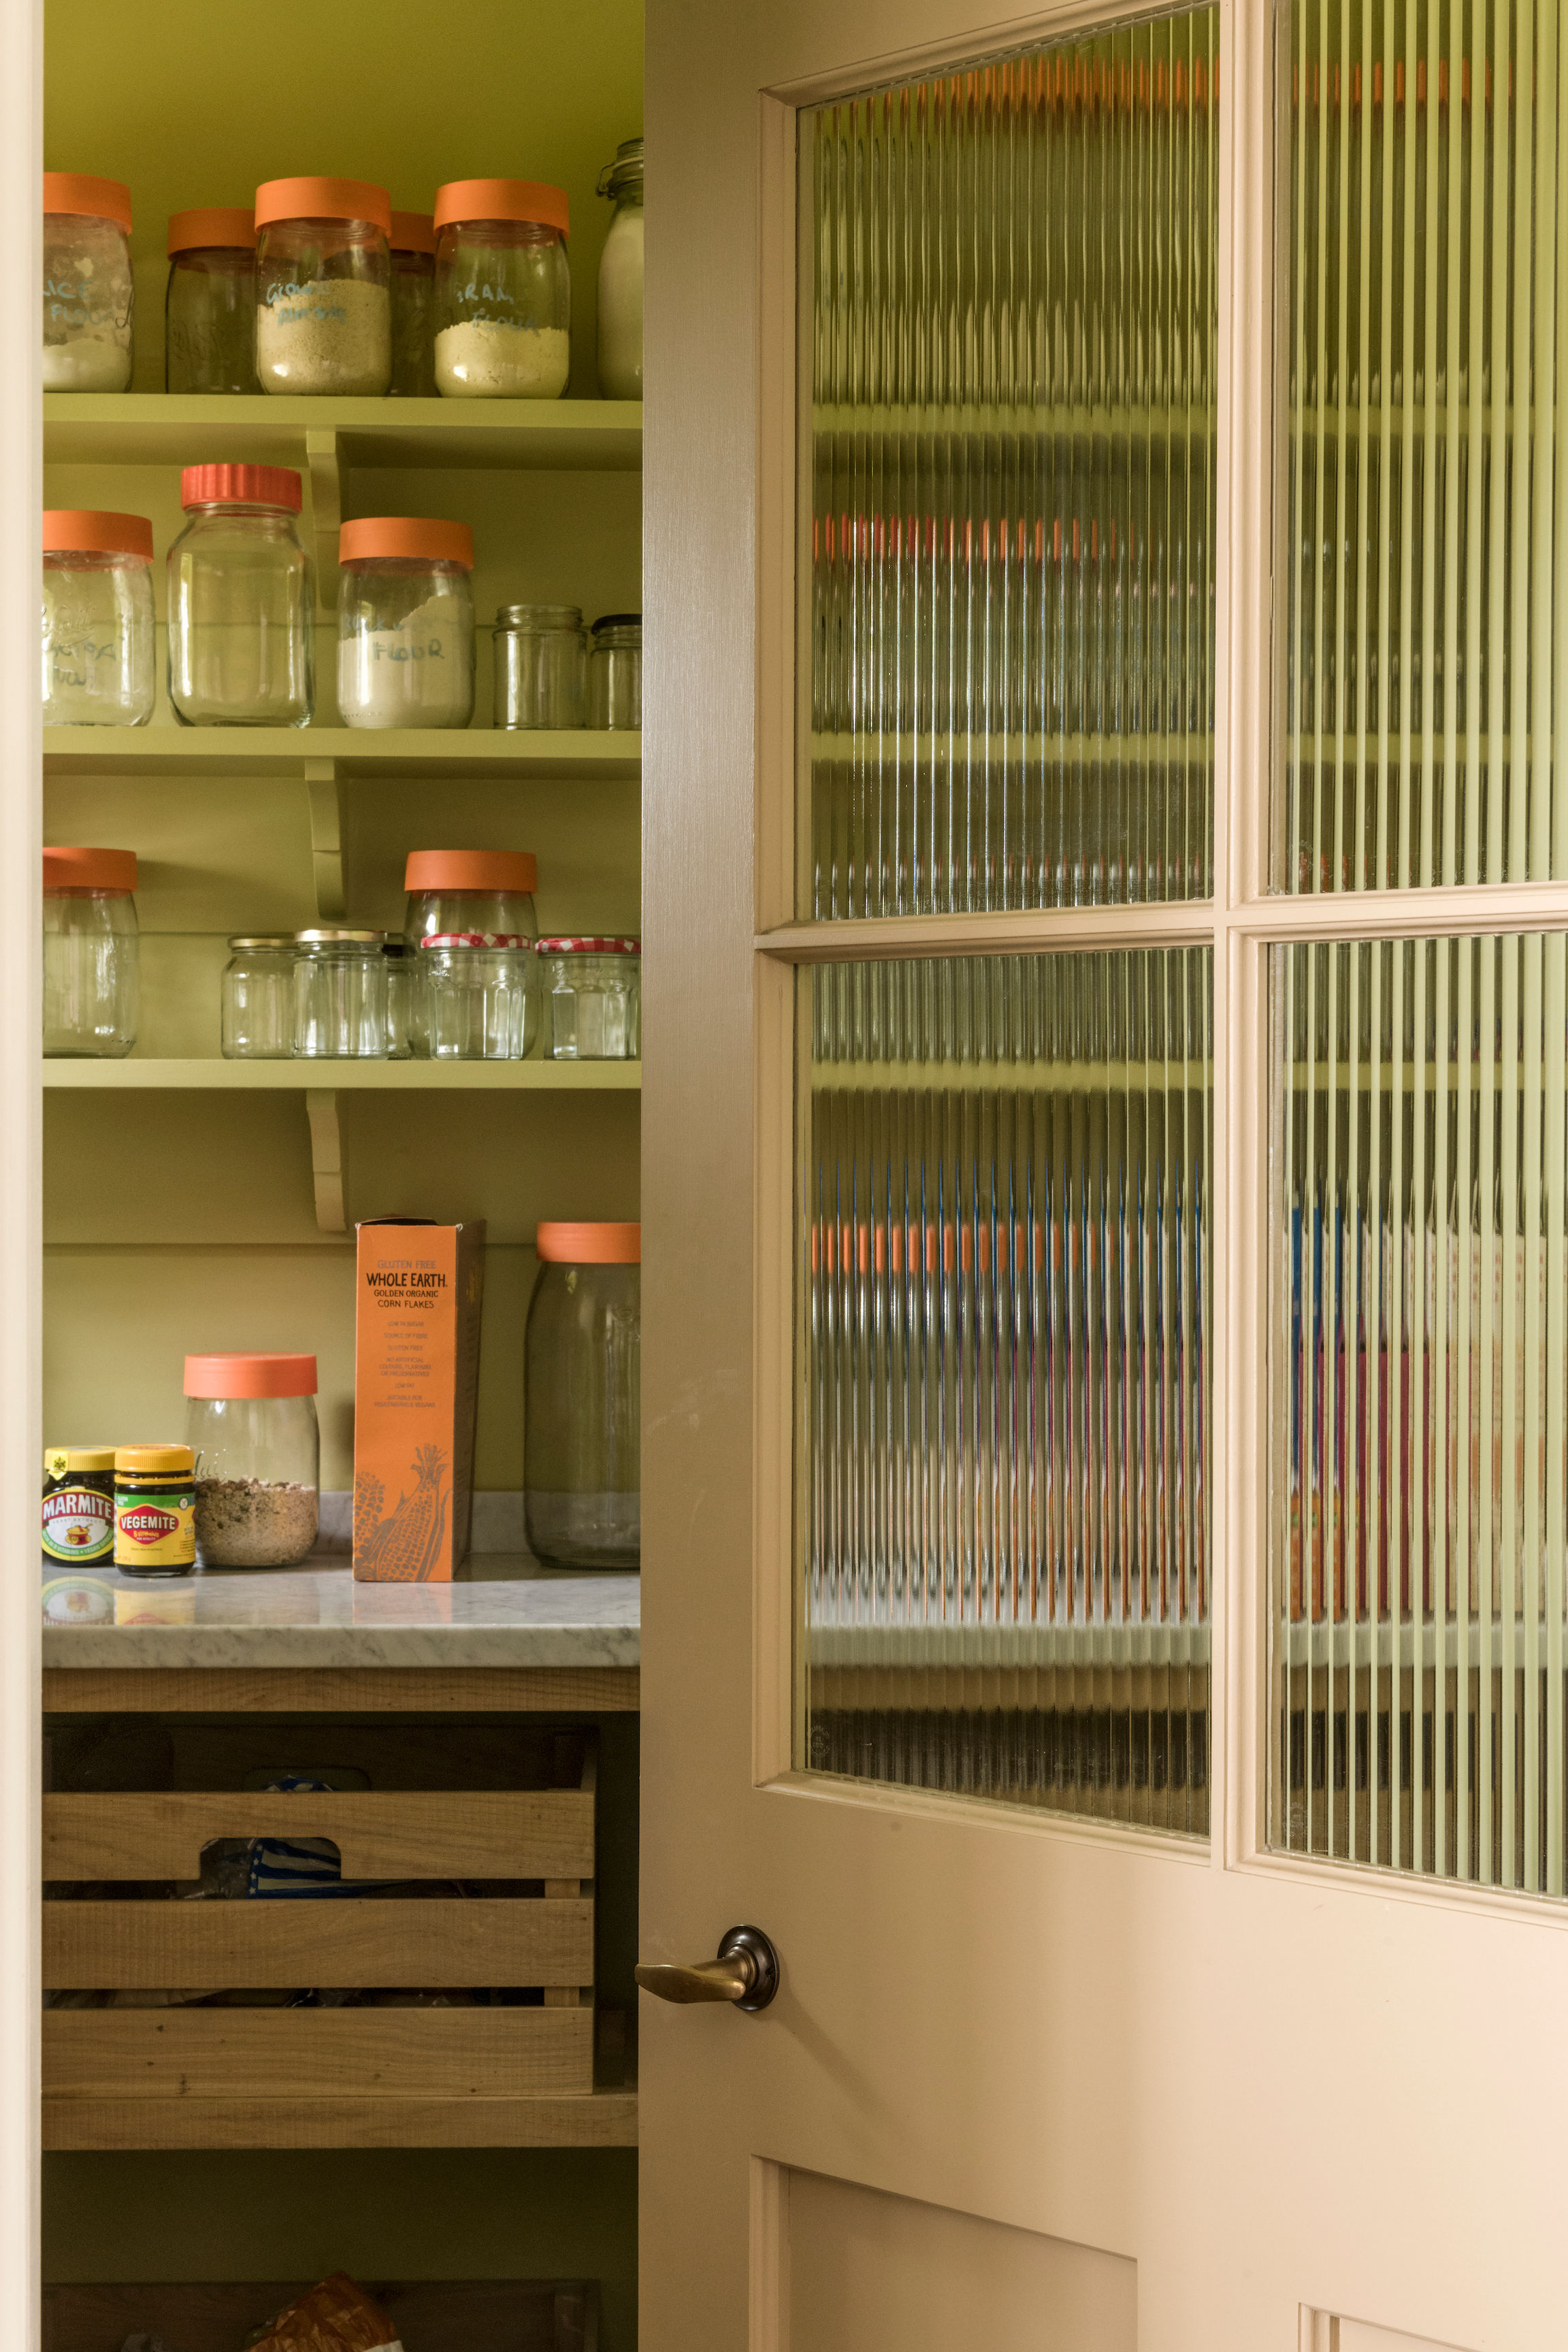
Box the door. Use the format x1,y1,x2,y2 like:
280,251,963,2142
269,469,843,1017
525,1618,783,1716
643,0,1568,2342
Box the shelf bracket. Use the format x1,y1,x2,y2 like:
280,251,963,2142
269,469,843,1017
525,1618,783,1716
305,757,344,920
304,1089,346,1233
306,428,342,612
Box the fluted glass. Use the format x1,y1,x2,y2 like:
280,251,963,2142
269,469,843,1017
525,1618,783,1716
808,11,1220,917
802,951,1212,1831
1281,0,1568,892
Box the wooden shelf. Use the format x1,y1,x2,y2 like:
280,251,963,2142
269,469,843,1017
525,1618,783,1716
44,392,642,472
42,2087,638,2151
43,1060,640,1091
43,727,641,779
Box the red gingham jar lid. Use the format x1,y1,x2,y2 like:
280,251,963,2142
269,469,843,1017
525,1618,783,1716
536,936,640,956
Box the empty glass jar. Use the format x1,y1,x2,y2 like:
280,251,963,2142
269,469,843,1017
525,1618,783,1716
44,174,133,391
167,465,313,727
405,849,540,1058
165,208,259,393
433,179,570,397
184,1352,320,1569
493,604,586,730
221,935,295,1059
293,930,395,1057
421,944,538,1059
539,936,640,1060
525,1222,640,1569
42,509,155,727
588,615,641,728
337,517,475,730
404,848,538,947
43,846,139,1058
595,139,643,399
390,211,436,396
255,177,391,395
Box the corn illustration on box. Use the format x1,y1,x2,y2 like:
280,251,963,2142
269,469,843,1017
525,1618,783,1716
353,1218,485,1582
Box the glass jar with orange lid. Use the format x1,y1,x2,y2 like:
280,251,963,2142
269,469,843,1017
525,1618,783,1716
42,510,155,727
433,179,570,397
44,174,134,391
43,846,139,1058
165,207,258,393
525,1222,640,1569
337,518,475,729
254,176,391,395
184,1352,320,1568
389,211,436,395
404,848,539,1058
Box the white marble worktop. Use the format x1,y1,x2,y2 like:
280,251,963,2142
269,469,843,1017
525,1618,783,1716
41,1554,640,1671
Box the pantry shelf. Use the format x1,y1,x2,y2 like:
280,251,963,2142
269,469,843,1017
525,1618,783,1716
44,393,642,472
43,728,641,780
43,1060,642,1091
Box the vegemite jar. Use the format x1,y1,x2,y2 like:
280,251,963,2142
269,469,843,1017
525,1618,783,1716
114,1445,197,1578
42,1447,115,1567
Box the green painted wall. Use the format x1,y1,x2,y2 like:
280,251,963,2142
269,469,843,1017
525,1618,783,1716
44,0,644,398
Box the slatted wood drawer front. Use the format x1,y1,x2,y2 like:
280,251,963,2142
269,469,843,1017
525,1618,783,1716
44,1897,594,1989
44,2008,593,2100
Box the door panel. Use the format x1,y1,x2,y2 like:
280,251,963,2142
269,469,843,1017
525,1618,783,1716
787,2169,1136,2350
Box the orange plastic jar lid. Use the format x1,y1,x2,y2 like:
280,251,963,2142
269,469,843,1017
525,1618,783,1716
340,517,474,570
391,210,436,255
255,177,391,234
115,1446,193,1473
536,1222,640,1265
184,1352,318,1399
434,179,569,235
43,846,137,893
43,510,153,561
167,206,255,254
44,174,132,230
404,850,537,894
180,464,302,514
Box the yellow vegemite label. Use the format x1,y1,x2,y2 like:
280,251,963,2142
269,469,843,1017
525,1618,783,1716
114,1488,195,1567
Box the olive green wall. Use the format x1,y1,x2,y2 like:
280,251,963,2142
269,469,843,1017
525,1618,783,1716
44,0,644,397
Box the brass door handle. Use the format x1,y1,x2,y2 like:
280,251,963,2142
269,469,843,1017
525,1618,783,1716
635,1923,779,2013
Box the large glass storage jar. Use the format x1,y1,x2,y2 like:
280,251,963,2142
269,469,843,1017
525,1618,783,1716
588,614,641,729
221,935,295,1059
167,465,313,728
595,139,643,399
539,936,640,1060
493,604,586,730
43,846,139,1059
405,849,538,1057
255,177,391,395
525,1222,640,1569
165,208,258,394
433,179,570,398
337,517,475,730
44,174,133,391
42,510,155,727
389,212,436,396
420,943,538,1060
293,930,395,1058
184,1352,320,1569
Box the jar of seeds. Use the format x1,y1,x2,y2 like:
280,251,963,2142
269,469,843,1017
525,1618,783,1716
184,1352,320,1568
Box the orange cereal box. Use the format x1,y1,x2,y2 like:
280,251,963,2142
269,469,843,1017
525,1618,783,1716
353,1218,485,1582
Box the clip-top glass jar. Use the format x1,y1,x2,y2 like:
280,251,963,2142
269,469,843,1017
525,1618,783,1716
539,936,640,1060
43,509,155,727
525,1223,640,1568
185,1352,320,1568
493,604,586,730
255,176,391,395
588,614,641,729
338,517,475,730
165,207,259,394
433,179,570,398
390,211,436,396
167,465,313,727
44,174,134,391
44,845,139,1058
221,935,295,1059
595,139,643,399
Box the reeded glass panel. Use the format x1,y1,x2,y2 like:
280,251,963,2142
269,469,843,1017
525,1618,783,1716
1269,934,1568,1892
1281,0,1567,892
800,951,1212,1831
808,11,1219,918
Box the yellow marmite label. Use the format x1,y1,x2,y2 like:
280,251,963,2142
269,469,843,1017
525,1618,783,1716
114,1488,196,1568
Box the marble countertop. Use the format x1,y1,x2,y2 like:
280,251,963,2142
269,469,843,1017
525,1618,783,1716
41,1554,640,1671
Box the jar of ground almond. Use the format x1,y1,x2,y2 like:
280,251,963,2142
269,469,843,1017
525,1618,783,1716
184,1353,320,1568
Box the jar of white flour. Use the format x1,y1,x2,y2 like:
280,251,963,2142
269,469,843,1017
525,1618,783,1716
337,517,475,730
433,179,570,399
255,176,391,395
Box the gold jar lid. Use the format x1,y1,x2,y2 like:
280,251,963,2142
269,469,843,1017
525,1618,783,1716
46,1446,116,1475
114,1445,194,1474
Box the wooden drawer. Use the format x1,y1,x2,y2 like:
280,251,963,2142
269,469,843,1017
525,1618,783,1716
43,1738,607,2149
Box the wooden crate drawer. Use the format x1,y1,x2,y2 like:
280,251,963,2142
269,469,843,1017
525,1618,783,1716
44,2006,593,2101
44,1896,594,1989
